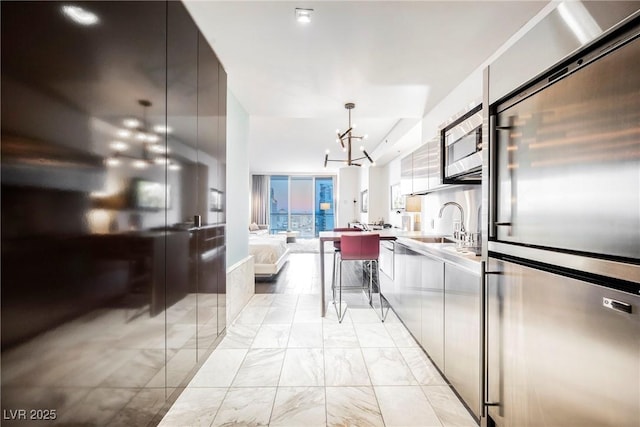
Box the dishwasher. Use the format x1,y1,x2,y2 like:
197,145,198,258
379,240,394,280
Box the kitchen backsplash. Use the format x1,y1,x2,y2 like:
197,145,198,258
419,185,482,236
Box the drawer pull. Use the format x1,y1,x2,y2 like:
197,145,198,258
603,297,632,314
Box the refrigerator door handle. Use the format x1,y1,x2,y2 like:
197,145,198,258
483,263,504,419
484,261,506,419
488,114,498,239
603,297,633,314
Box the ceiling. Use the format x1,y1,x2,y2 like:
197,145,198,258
184,0,548,174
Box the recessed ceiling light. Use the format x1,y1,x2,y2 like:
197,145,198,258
62,5,99,26
117,129,132,138
295,8,313,24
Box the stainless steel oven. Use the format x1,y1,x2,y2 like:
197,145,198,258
441,104,483,183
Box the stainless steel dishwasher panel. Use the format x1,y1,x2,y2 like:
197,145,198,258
420,254,445,370
379,241,394,280
486,258,640,427
404,248,423,339
444,263,482,418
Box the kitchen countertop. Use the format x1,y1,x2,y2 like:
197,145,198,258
317,229,482,316
389,231,482,274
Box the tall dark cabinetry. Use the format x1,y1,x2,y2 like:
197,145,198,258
1,2,227,424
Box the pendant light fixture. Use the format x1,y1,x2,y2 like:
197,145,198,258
324,103,374,168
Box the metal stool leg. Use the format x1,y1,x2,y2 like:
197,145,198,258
373,259,389,322
366,259,387,322
379,293,388,322
337,258,345,322
367,260,373,305
332,250,338,304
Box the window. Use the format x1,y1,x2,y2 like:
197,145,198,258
290,177,314,238
269,176,335,237
315,177,334,236
269,176,289,233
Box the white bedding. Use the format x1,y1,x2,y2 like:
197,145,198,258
249,235,288,264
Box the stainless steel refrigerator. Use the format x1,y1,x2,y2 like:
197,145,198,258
485,17,640,427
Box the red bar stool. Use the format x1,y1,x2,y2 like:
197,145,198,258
334,233,382,323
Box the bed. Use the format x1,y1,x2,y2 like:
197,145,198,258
249,234,290,278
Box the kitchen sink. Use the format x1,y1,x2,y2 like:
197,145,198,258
409,236,456,244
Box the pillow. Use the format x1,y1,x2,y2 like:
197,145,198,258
249,222,260,231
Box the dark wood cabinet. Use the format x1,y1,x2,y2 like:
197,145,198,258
1,1,227,421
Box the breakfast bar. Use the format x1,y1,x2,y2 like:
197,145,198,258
318,230,397,316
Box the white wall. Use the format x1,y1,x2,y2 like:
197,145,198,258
358,166,369,224
385,158,403,228
368,167,387,224
226,90,250,266
374,3,549,234
336,164,388,227
337,167,360,227
370,22,486,233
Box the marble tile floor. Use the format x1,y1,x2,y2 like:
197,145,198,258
160,292,478,427
1,293,223,427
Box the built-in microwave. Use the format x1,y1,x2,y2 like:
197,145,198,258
441,104,482,183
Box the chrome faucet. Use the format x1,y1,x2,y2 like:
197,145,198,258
438,202,466,239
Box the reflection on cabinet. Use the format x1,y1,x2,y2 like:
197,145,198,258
166,0,200,385
412,144,429,194
426,136,445,191
194,225,226,341
400,137,443,195
1,1,227,422
400,154,414,196
122,231,189,317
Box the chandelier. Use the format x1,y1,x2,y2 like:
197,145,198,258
324,103,374,167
